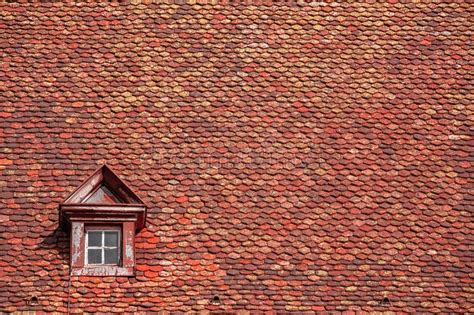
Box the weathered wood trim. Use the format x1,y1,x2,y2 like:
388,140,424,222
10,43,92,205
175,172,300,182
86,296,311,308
60,204,146,230
62,165,147,205
63,166,104,204
70,222,84,268
71,266,134,277
122,222,135,269
70,222,136,276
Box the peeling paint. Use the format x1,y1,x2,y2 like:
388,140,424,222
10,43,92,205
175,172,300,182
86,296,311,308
126,244,133,259
125,228,134,259
71,223,83,264
72,266,133,276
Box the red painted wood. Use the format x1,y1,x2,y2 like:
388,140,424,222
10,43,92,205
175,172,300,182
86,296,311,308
70,222,84,268
61,166,147,276
122,222,135,269
70,222,136,276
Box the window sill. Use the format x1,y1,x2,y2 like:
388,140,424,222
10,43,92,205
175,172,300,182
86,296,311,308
71,266,134,277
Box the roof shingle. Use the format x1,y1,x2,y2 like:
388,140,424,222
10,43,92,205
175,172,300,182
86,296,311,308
0,1,472,313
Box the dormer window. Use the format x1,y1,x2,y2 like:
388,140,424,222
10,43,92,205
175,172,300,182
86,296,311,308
59,165,147,276
86,227,121,265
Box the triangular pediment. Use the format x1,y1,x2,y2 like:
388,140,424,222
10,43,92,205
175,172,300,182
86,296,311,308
82,184,123,204
62,165,144,205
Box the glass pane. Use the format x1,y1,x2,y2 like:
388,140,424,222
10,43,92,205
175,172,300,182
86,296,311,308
87,231,102,247
88,248,102,264
104,231,119,247
104,248,119,265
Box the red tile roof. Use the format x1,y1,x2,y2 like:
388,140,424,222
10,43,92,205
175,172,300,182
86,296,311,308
0,1,472,313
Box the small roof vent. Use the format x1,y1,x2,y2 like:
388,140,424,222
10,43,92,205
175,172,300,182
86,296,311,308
28,296,39,306
210,295,221,305
380,296,391,306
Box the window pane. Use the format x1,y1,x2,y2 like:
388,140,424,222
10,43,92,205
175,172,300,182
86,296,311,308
87,231,102,247
104,231,119,247
88,249,102,264
104,248,119,265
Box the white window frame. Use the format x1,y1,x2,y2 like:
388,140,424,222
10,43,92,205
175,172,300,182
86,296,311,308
85,229,121,266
